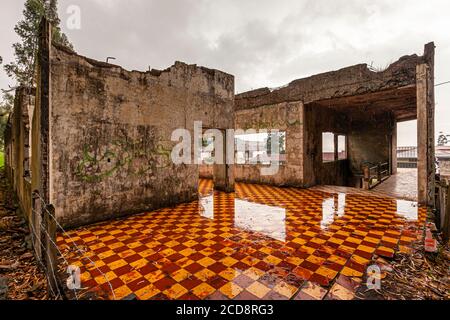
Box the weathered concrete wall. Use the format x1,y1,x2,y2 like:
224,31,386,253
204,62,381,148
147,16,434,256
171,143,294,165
417,43,436,206
320,160,349,186
6,23,434,233
347,113,395,175
234,101,304,186
49,44,234,228
235,54,422,111
391,123,398,175
4,120,13,183
234,164,303,186
302,105,351,187
4,124,12,181
234,44,435,189
4,88,34,221
233,92,397,188
303,106,395,187
199,164,213,179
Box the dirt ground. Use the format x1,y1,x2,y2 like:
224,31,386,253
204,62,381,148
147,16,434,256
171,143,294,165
0,170,48,300
356,232,449,300
376,242,449,300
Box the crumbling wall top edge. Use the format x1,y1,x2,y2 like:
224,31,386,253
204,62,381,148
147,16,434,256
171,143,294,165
51,42,234,82
236,43,433,105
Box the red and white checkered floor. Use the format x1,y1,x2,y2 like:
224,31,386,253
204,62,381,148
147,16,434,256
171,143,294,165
57,179,425,300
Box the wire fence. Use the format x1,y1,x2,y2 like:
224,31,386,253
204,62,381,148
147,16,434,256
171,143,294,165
28,191,116,300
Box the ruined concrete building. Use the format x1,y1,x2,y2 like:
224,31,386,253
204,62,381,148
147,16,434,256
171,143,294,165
5,20,435,232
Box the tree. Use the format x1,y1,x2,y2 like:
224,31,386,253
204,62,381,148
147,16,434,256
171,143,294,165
4,0,73,86
0,93,14,116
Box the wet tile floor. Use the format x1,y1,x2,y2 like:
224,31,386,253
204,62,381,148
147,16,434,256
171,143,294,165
57,179,426,300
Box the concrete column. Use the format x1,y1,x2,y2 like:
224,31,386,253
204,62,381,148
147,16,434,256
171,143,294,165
417,63,428,205
301,104,317,187
417,60,435,206
37,18,51,206
391,122,397,175
334,134,339,161
213,130,235,192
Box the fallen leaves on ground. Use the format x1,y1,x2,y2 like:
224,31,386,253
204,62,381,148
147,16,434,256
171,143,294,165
357,235,449,300
0,170,48,300
380,242,449,300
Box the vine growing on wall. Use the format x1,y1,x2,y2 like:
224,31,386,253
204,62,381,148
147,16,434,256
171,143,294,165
75,138,173,183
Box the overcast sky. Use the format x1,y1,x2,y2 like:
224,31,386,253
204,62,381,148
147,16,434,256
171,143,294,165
1,0,449,146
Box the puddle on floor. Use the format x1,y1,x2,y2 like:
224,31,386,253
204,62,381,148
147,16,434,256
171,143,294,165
58,179,426,300
200,195,286,241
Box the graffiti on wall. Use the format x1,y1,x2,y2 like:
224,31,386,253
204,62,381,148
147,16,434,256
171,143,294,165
75,127,172,183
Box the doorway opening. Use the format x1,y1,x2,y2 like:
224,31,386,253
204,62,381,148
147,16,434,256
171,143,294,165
373,120,418,201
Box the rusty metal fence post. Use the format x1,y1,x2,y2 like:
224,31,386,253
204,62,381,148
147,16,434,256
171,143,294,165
43,204,59,294
377,164,382,183
362,165,370,190
31,191,42,261
31,190,61,297
443,181,450,242
437,178,450,242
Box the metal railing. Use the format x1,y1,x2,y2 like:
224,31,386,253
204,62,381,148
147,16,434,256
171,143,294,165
358,161,390,190
397,146,418,168
436,178,450,242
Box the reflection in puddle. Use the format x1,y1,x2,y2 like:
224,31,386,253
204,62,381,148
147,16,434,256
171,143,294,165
199,194,286,242
199,190,419,243
199,195,214,219
235,199,286,242
396,200,418,221
321,193,346,229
